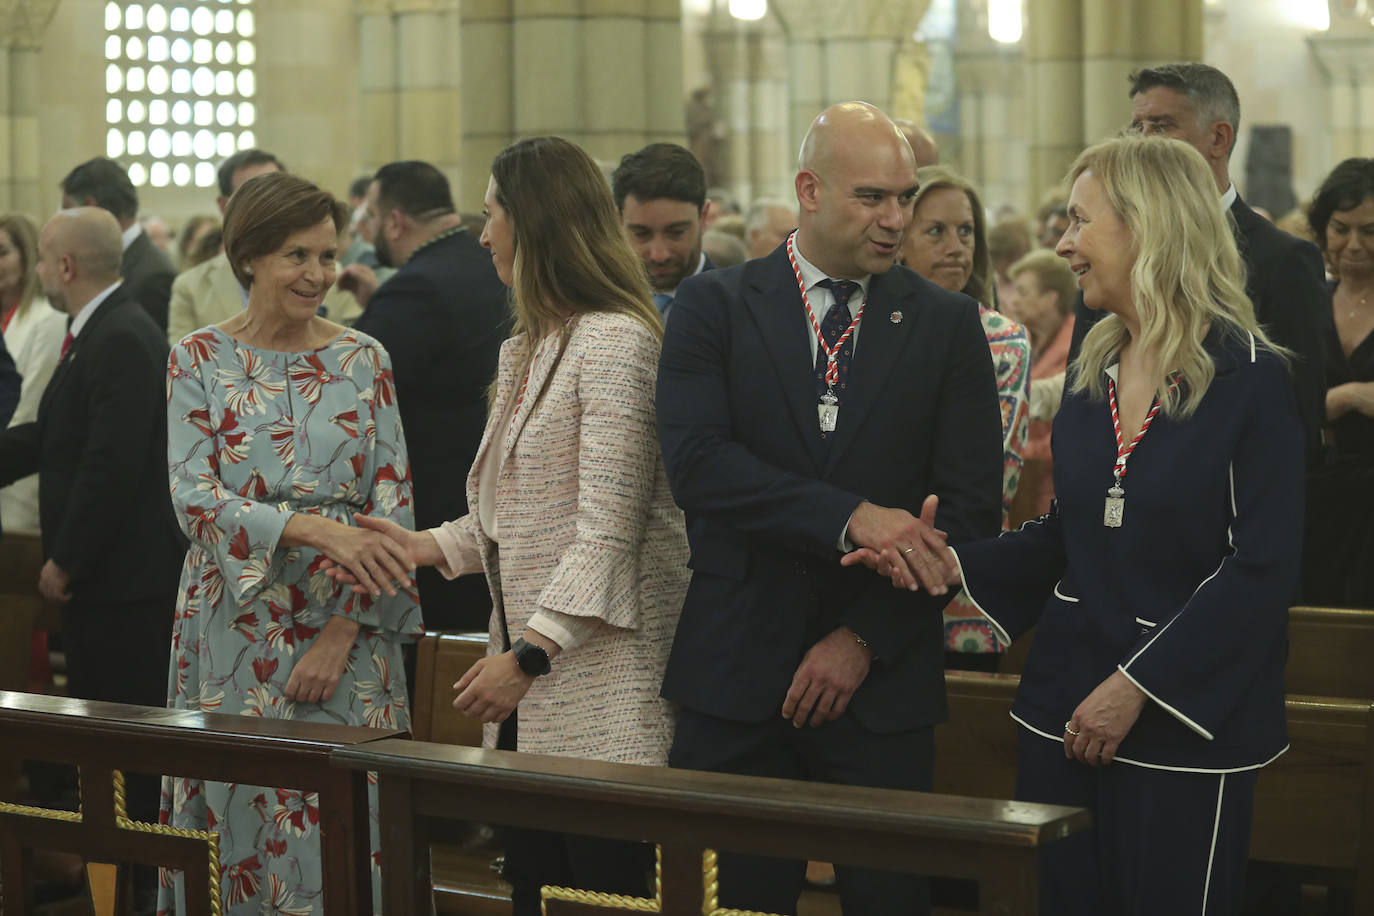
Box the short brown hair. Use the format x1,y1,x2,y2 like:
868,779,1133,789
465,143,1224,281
222,172,347,290
1008,248,1077,317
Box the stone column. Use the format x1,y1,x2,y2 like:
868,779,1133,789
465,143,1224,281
1025,0,1085,207
1025,0,1201,205
951,9,1026,212
690,8,791,203
451,0,683,211
0,1,59,215
1309,21,1374,176
357,0,462,200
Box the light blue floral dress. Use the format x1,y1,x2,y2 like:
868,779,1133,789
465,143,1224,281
158,326,423,915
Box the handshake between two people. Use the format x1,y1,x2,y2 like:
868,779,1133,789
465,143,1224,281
842,495,963,594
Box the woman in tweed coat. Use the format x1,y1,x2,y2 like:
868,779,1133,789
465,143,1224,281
334,136,690,910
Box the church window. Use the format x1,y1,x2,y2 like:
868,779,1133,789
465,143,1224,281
105,1,257,188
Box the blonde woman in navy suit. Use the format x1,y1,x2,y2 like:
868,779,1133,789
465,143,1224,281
847,135,1303,916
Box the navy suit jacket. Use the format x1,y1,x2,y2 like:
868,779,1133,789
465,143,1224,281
352,229,510,536
957,328,1302,770
657,245,1003,733
121,230,177,332
1068,193,1327,462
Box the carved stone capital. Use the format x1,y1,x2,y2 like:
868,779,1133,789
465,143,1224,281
0,0,60,49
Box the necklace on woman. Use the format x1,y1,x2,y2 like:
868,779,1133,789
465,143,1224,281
1344,291,1370,319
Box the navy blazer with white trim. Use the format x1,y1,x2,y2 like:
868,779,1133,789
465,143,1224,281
953,326,1303,771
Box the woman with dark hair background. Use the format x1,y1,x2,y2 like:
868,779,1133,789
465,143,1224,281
1303,157,1374,606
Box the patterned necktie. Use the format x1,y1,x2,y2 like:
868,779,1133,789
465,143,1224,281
813,279,860,406
60,332,74,360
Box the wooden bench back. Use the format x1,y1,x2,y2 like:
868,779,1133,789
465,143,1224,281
936,671,1374,906
1285,606,1374,699
412,631,488,746
0,530,46,692
1000,606,1374,700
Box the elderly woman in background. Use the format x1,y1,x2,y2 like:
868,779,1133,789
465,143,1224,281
902,165,1031,668
161,172,422,915
1303,157,1374,606
0,213,66,530
852,135,1302,915
175,213,221,270
1009,248,1079,517
334,136,690,911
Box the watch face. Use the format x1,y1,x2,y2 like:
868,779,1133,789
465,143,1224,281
516,641,550,676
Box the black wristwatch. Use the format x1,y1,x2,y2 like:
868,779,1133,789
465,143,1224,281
511,638,551,677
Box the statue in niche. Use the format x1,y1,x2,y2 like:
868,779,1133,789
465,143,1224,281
686,85,729,188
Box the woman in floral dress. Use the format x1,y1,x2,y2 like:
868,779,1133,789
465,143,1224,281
902,166,1032,668
159,172,422,915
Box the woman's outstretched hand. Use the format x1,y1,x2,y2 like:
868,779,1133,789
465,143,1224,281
840,494,960,592
320,513,442,594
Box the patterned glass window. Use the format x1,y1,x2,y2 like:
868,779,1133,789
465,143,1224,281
104,1,257,188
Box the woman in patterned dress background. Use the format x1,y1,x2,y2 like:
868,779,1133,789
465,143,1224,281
159,172,423,915
902,166,1032,668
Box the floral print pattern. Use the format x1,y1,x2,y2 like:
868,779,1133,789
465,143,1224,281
158,327,423,915
943,306,1031,654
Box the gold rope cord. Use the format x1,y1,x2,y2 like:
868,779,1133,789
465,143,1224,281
539,843,663,912
537,846,785,916
112,769,223,916
700,848,782,916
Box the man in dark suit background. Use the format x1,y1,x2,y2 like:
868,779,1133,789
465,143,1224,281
656,102,1003,914
1067,63,1327,460
342,161,510,631
0,207,183,912
612,143,717,317
60,157,177,332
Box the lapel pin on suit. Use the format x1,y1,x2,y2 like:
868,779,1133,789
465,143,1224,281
889,310,903,324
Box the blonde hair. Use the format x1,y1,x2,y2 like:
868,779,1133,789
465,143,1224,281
1066,135,1281,418
912,166,994,307
0,213,41,322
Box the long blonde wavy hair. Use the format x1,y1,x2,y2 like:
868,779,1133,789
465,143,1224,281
1067,135,1283,418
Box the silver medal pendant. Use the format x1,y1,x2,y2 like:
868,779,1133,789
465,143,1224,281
1103,484,1125,528
818,391,839,433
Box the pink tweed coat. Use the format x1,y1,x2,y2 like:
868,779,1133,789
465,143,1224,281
431,310,690,766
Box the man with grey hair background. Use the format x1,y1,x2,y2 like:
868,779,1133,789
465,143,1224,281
1066,62,1327,461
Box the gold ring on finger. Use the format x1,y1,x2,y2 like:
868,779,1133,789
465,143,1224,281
902,546,915,555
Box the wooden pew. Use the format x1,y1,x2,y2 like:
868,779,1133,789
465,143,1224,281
1285,606,1374,699
332,736,1090,916
936,671,1374,909
0,530,48,692
0,691,398,916
412,631,488,745
1000,606,1374,701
